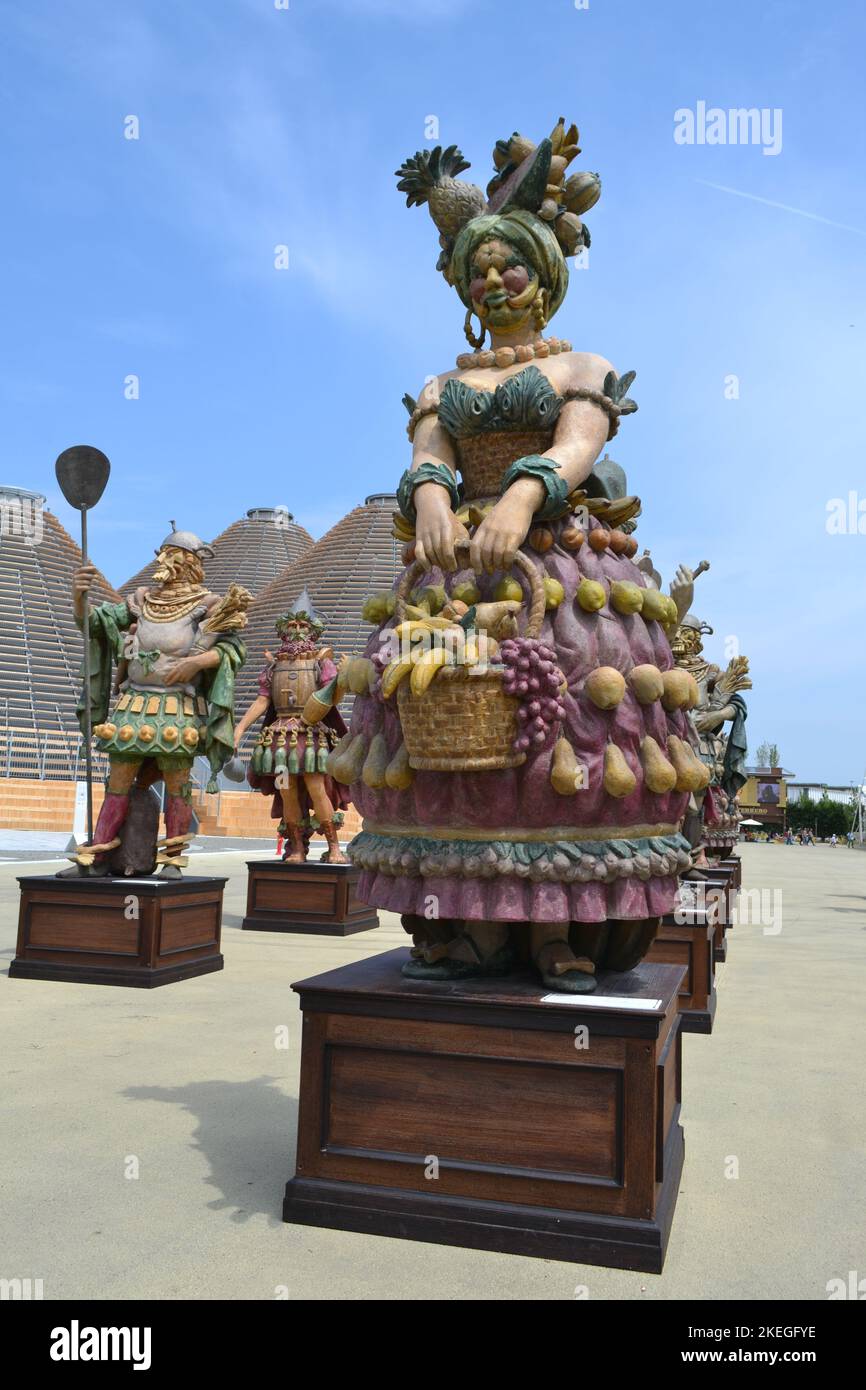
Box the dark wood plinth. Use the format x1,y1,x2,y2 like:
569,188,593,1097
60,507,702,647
283,949,686,1273
241,859,379,936
648,884,720,1034
717,854,742,889
10,875,226,987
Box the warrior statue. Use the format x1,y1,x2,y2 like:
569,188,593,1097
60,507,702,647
63,525,249,878
234,590,351,864
671,614,750,871
337,118,711,993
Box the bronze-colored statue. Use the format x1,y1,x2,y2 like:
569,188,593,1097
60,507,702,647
671,614,750,870
235,591,350,863
63,525,249,878
331,118,710,993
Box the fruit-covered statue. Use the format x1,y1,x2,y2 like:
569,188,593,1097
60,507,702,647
64,525,249,878
338,118,704,992
235,591,351,864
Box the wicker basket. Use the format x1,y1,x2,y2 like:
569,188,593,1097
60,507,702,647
395,544,546,771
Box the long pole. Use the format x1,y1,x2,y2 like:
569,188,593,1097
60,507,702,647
80,504,94,845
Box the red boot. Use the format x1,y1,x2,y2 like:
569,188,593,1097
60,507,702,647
58,791,129,876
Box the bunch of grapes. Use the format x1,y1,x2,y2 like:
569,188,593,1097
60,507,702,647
499,637,567,754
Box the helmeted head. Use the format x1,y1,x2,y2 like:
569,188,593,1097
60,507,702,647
152,521,214,586
274,587,324,651
671,613,713,662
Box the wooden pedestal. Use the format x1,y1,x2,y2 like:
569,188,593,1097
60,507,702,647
10,875,226,987
283,949,686,1273
718,854,742,889
241,860,379,936
648,885,719,1034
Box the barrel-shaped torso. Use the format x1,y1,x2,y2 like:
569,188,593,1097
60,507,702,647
272,658,318,714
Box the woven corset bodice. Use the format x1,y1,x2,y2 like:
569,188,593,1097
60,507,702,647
439,365,562,501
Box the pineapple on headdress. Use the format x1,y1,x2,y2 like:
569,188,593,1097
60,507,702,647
396,117,602,276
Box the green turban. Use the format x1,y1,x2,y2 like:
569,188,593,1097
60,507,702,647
450,209,569,322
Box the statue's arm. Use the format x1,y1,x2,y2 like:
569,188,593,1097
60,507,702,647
234,695,270,748
409,379,470,573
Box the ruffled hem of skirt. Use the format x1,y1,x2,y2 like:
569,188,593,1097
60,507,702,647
354,867,679,923
349,829,691,923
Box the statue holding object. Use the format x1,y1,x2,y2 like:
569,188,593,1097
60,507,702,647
671,613,750,870
63,525,249,878
235,591,351,864
335,118,710,993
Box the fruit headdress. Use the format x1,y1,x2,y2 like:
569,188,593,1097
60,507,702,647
395,116,601,319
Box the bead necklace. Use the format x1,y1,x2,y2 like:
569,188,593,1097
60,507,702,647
456,336,572,372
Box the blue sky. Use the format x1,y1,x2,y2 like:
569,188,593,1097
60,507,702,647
1,0,864,783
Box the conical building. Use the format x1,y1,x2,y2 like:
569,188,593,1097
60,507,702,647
236,494,402,712
0,485,119,756
119,506,315,600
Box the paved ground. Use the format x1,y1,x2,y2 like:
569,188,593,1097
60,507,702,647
1,843,863,1301
0,830,279,864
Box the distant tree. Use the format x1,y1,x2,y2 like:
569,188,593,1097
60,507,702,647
814,795,849,839
787,790,817,833
756,741,781,768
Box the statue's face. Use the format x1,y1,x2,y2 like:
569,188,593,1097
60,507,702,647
153,546,203,586
672,625,704,661
468,238,540,334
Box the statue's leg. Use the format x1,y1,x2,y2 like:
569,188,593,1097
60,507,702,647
400,913,458,959
303,772,348,864
402,919,512,980
58,757,140,876
531,921,598,994
158,760,194,878
600,918,660,973
279,776,306,862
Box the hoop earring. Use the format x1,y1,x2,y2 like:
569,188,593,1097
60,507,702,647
464,309,486,350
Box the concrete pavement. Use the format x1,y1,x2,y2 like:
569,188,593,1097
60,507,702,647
1,843,863,1300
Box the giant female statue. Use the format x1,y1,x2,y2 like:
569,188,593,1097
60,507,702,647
337,120,707,992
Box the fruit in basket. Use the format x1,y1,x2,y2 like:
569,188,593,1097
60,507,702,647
410,646,451,695
493,576,524,603
381,656,414,698
452,580,481,606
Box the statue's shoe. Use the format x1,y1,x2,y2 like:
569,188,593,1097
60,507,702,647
55,861,111,880
402,940,514,981
539,967,597,994
159,862,183,880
